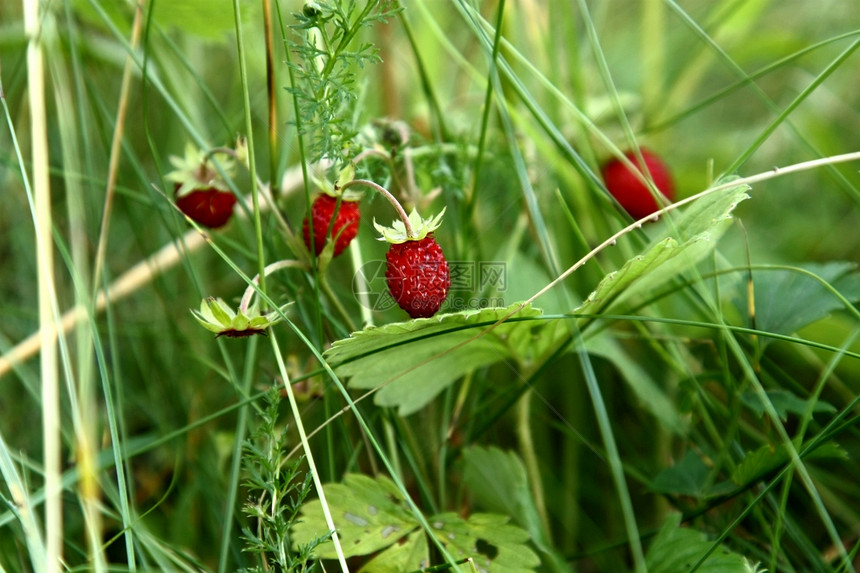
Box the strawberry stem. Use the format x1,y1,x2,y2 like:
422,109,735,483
352,148,416,212
239,259,308,312
340,178,414,238
201,145,237,163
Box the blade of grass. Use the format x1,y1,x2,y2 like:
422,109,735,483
270,334,350,572
21,0,62,567
462,0,504,250
216,336,261,573
642,0,666,118
0,430,46,573
231,0,266,300
645,29,860,133
47,24,109,573
664,1,860,176
262,0,278,188
397,2,450,143
85,4,145,566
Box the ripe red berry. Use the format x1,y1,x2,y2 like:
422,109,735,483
601,148,675,220
167,143,241,229
385,234,450,319
302,194,361,257
175,185,238,229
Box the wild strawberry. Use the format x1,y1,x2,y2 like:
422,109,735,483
601,148,675,220
167,143,238,228
175,188,237,229
302,193,361,257
375,209,450,319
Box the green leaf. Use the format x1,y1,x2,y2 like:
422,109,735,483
740,389,836,421
733,262,860,339
645,513,751,573
291,473,417,559
292,473,540,572
430,513,541,573
651,450,711,497
462,447,536,531
731,440,847,487
358,529,428,573
325,303,563,415
462,447,568,571
576,181,750,316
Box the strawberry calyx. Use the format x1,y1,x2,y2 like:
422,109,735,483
166,142,237,199
312,162,364,203
373,207,446,244
191,296,290,338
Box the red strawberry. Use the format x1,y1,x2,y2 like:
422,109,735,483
601,148,675,220
376,210,449,319
302,194,361,257
175,187,237,228
167,143,239,228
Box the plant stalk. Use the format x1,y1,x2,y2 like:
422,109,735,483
232,0,267,302
341,178,414,237
270,335,350,572
23,0,62,568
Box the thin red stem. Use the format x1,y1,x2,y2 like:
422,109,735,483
340,178,414,238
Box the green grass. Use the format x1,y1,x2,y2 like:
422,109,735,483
1,0,859,572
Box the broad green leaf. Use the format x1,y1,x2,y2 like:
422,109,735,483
575,236,680,314
430,512,541,573
576,182,750,316
293,473,540,572
358,529,429,573
731,440,846,487
651,450,711,497
325,303,562,415
732,262,860,340
740,389,836,421
586,334,686,433
462,447,568,571
291,473,417,558
645,513,752,573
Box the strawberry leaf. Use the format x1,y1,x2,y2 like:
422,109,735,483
290,473,417,559
292,473,540,572
650,450,712,497
731,440,846,487
357,530,428,573
429,512,540,573
731,261,860,342
462,447,568,571
739,389,836,421
325,303,561,415
576,181,750,316
645,513,754,573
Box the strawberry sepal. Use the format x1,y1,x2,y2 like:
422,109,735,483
374,207,445,244
191,297,290,338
